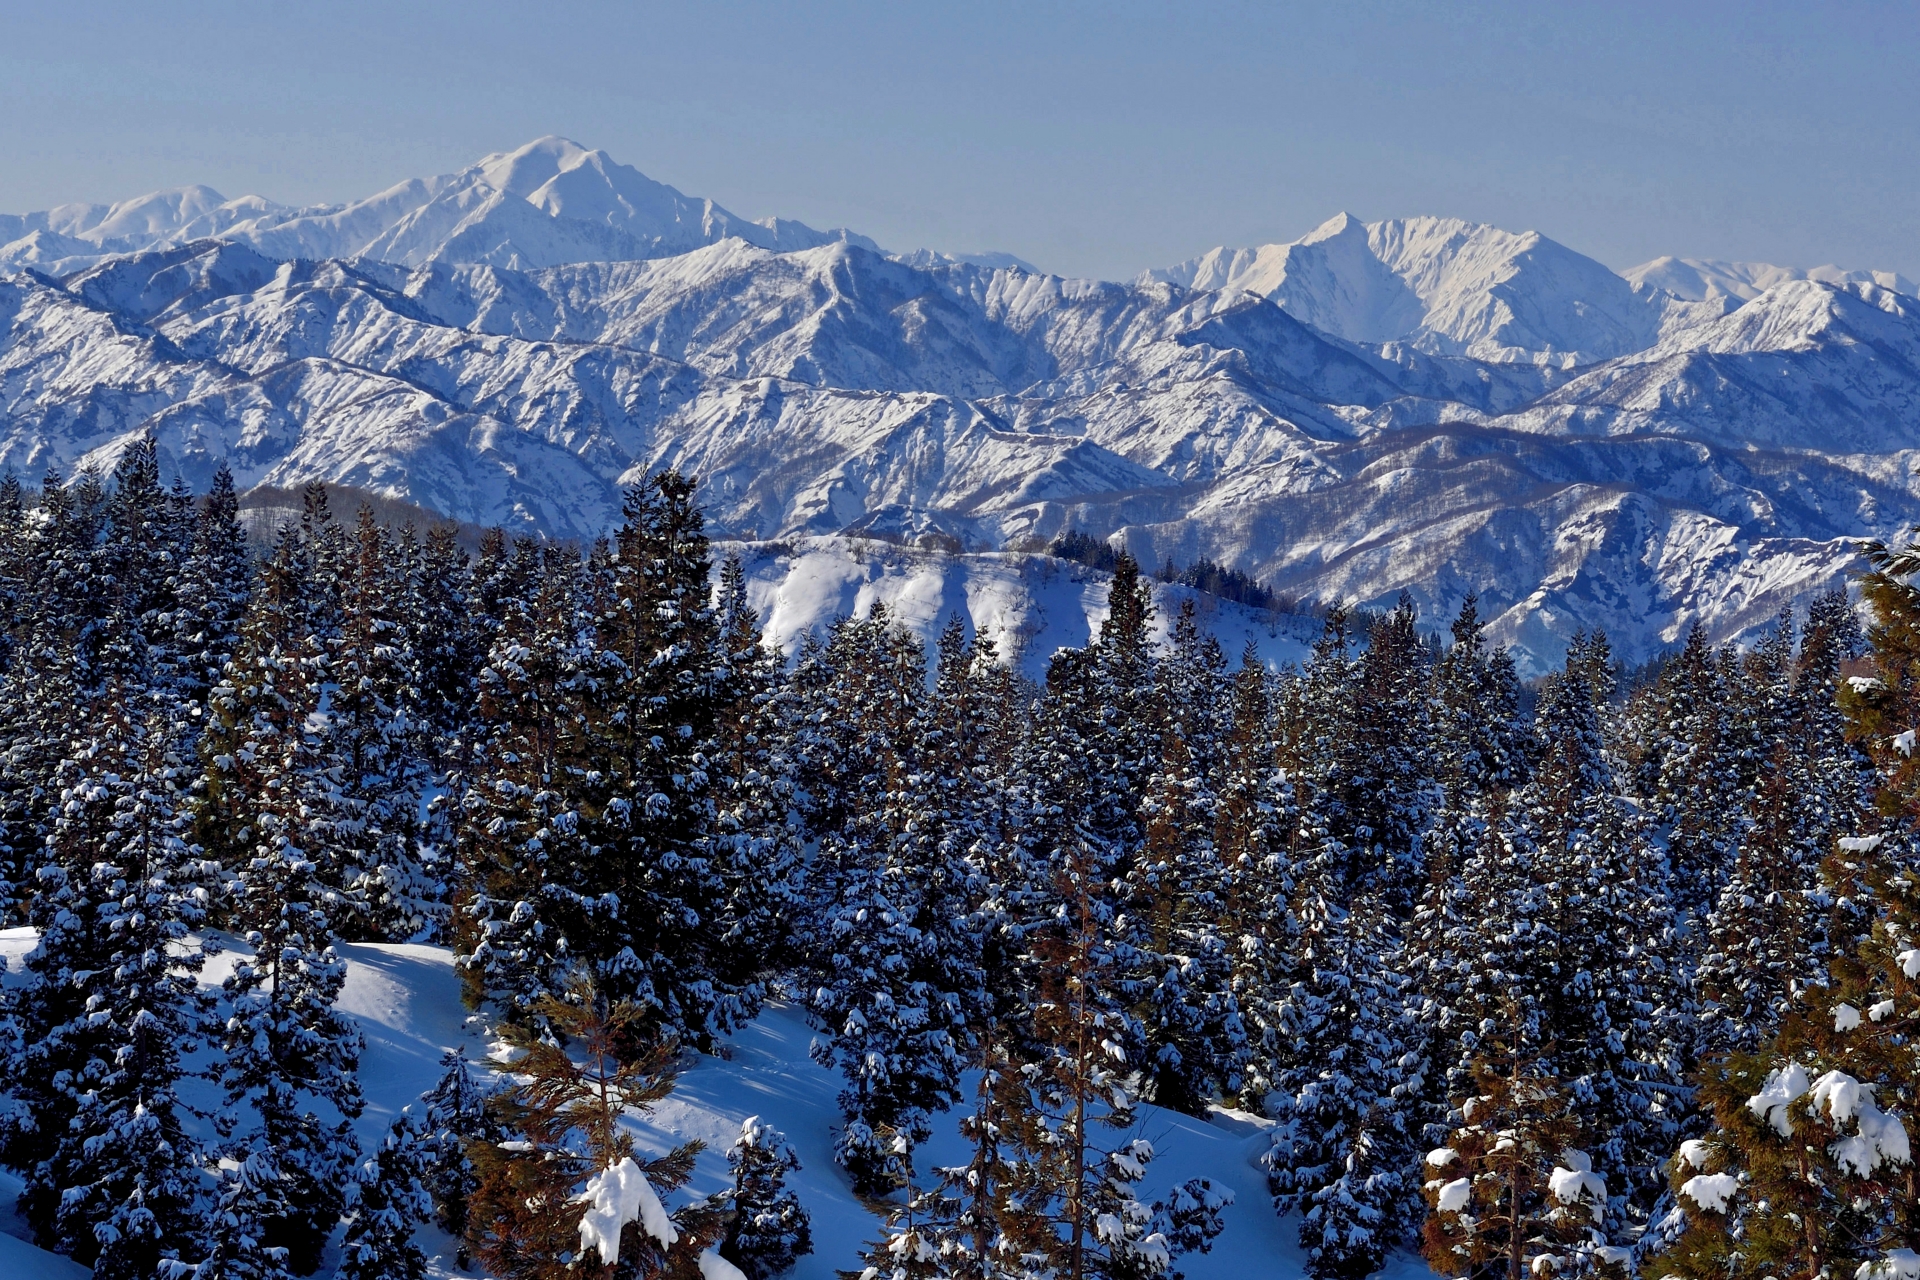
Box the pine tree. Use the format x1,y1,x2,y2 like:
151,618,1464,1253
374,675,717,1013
175,463,253,703
466,981,717,1280
457,475,765,1049
719,1117,812,1279
1,686,213,1276
338,1112,433,1280
1337,596,1440,911
1519,639,1683,1217
1267,858,1426,1279
319,504,435,939
198,524,366,933
802,608,981,1194
420,1049,501,1260
452,541,595,1015
1647,901,1920,1280
1125,598,1246,1114
1644,625,1745,922
214,928,365,1273
706,555,804,991
0,468,100,902
1694,744,1829,1054
190,1150,298,1280
1652,533,1920,1280
1421,1015,1611,1280
1212,648,1296,1109
1012,826,1228,1280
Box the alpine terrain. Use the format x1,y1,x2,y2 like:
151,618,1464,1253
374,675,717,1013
4,136,1919,670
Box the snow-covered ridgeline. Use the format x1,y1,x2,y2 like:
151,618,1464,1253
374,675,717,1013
3,139,1917,672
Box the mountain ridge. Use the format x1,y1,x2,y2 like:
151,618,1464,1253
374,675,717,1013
3,139,1917,672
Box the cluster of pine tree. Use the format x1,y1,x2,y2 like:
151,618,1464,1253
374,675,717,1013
0,436,1913,1280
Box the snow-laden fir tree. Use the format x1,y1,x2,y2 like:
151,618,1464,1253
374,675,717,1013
0,684,214,1278
1266,854,1427,1279
213,929,365,1275
1334,597,1440,912
452,541,595,1016
1421,1007,1612,1280
313,505,436,939
174,463,253,705
197,523,364,932
719,1116,812,1279
705,555,804,988
1125,598,1247,1114
802,610,980,1194
210,648,368,1280
1640,625,1746,922
420,1048,501,1260
458,474,764,1049
338,1111,433,1280
1212,647,1297,1109
189,1149,298,1280
1449,635,1687,1227
0,469,102,902
1694,744,1830,1056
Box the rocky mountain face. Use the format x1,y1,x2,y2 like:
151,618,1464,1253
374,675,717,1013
2,139,1915,673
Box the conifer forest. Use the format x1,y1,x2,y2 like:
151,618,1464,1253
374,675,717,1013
8,434,1920,1280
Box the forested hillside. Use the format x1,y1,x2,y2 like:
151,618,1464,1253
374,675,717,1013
0,436,1913,1280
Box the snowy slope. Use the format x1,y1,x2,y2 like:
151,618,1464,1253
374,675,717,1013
720,537,1320,679
0,927,1405,1280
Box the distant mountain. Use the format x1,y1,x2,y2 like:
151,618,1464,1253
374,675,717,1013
1622,255,1918,304
3,141,1918,672
0,137,876,274
1141,212,1665,366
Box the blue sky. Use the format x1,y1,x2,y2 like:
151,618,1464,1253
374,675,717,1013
3,0,1915,280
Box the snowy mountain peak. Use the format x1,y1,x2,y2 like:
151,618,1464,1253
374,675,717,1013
1145,213,1655,365
0,139,881,275
472,135,605,198
1299,210,1367,245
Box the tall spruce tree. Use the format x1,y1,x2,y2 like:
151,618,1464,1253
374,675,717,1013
1,685,213,1276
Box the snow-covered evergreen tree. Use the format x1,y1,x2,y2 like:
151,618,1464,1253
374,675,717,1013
190,1149,298,1280
1422,1014,1611,1280
1213,648,1296,1109
1,686,213,1276
214,929,365,1273
1126,598,1246,1113
466,982,718,1280
1267,860,1426,1279
338,1111,433,1280
420,1049,500,1258
720,1116,812,1280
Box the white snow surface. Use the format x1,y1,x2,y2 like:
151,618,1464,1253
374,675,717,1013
6,140,1920,672
0,928,1421,1280
1810,1071,1912,1175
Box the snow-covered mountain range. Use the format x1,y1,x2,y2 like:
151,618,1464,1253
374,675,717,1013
3,137,1916,672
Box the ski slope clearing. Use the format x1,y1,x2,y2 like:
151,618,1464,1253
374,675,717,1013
0,931,1424,1279
723,536,1319,679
